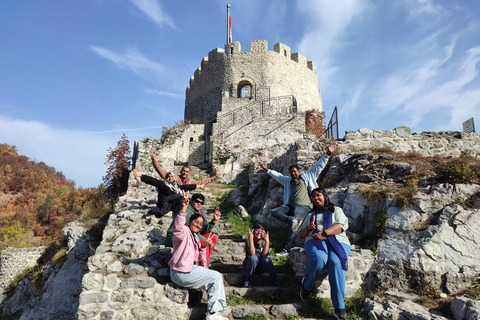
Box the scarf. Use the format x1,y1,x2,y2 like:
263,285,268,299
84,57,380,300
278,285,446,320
310,209,348,271
163,179,182,194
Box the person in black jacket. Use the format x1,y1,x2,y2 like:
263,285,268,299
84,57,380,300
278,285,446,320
133,170,204,218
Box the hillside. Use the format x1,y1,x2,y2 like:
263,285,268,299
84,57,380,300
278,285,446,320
0,144,103,248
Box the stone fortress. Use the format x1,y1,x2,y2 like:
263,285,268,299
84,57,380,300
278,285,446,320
137,40,325,177
185,39,323,124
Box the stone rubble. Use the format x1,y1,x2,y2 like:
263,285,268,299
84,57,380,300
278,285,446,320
1,126,480,319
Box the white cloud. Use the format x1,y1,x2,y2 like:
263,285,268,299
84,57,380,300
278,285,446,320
296,0,372,92
405,0,446,18
142,88,183,99
372,41,480,129
0,116,133,188
89,45,168,83
130,0,176,29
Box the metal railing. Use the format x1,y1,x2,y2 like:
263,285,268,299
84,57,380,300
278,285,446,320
319,106,339,140
214,95,296,138
202,93,296,160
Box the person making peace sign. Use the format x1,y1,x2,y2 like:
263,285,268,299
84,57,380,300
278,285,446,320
169,191,228,320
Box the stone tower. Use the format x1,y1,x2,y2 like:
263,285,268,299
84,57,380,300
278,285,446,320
184,40,323,125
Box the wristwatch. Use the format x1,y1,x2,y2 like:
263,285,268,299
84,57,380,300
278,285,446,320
321,230,328,238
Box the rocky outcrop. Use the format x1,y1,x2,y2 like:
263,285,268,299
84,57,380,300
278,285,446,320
0,246,45,302
343,127,480,159
2,126,480,320
1,222,94,320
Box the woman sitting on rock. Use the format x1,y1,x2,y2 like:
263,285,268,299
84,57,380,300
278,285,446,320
133,170,204,218
169,191,228,320
243,224,280,287
298,188,351,320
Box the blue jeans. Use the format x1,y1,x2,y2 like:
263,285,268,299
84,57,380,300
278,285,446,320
271,204,311,250
303,240,351,309
170,266,227,313
243,255,278,281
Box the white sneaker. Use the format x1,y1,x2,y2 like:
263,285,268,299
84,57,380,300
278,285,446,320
291,218,301,232
275,248,290,257
206,312,229,320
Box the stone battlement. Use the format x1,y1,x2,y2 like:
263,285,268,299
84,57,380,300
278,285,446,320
184,40,322,125
188,40,316,90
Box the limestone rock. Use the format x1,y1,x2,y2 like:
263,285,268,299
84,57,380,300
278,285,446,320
450,297,480,320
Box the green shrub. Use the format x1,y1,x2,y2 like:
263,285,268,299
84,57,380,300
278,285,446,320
299,296,334,318
434,158,480,184
468,278,480,300
212,191,236,214
373,210,388,231
225,212,252,235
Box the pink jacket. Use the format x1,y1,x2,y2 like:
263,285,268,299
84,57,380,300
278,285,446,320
168,209,206,272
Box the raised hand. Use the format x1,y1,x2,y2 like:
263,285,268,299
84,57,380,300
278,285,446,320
327,141,338,154
150,151,157,161
259,162,268,172
307,214,316,232
248,228,254,240
263,231,270,242
212,207,221,223
201,233,212,248
182,191,189,204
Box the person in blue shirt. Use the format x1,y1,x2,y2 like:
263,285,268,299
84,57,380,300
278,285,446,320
259,141,337,256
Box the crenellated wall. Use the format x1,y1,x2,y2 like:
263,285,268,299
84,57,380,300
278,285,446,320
341,127,480,158
184,40,323,124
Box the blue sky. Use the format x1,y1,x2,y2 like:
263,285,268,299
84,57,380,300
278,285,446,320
1,0,479,188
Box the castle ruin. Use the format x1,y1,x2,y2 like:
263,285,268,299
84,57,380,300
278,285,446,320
185,40,323,124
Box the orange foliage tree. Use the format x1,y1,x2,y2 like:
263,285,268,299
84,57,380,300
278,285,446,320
305,109,326,138
0,143,100,247
103,133,131,200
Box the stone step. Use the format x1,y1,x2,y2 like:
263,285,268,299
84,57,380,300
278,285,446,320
210,262,243,273
223,272,287,287
224,285,287,299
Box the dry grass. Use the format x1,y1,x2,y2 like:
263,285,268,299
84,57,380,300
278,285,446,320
358,185,394,204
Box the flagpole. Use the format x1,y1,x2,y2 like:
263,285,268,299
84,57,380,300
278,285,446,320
227,4,232,43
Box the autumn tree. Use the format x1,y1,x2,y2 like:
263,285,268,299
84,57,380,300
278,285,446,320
0,143,104,247
103,133,131,200
305,109,326,138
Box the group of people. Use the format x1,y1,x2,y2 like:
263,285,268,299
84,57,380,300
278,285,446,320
135,142,351,320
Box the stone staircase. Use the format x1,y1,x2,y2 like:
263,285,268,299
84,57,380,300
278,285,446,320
106,168,312,319
78,163,375,319
191,181,290,295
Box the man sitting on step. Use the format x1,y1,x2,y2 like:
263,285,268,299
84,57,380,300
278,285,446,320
133,170,204,218
165,193,220,268
259,140,338,257
150,151,220,186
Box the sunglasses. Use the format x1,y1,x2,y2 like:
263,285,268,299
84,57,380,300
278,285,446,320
194,200,204,205
254,229,264,233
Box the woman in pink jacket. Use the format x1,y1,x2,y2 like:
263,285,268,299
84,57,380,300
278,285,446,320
169,191,227,320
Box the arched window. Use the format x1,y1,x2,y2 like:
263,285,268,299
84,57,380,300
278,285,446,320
237,81,252,99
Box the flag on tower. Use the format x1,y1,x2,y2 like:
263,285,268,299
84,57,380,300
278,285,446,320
227,5,232,43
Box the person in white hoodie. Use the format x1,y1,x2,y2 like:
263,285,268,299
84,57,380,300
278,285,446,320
259,141,338,257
